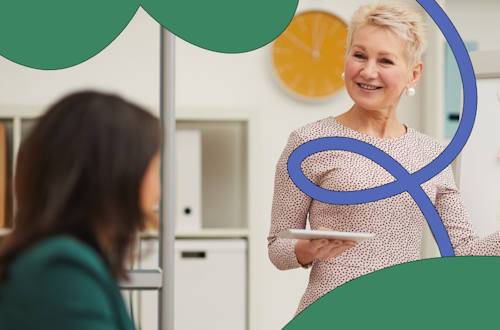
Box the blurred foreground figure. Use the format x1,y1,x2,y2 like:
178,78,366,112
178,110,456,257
0,91,161,330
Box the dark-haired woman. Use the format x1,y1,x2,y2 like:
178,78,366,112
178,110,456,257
0,91,161,329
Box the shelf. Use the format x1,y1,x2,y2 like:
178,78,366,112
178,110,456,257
140,228,249,239
0,228,11,237
1,228,250,239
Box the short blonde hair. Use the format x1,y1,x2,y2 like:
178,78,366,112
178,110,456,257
346,2,427,68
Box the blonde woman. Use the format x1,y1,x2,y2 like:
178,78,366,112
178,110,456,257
268,2,500,317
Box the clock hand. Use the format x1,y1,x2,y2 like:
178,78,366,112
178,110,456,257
318,21,341,51
316,19,331,54
312,13,325,62
312,14,318,54
284,31,322,59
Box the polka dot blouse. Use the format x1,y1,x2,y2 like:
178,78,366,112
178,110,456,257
267,116,500,317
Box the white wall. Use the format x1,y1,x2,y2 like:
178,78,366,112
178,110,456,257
445,0,500,52
1,0,494,329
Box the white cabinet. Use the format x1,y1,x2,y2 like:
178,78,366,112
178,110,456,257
139,238,247,330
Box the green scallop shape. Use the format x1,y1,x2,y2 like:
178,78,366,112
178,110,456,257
0,0,298,70
140,0,298,53
284,257,500,329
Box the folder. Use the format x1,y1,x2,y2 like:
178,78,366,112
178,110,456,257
0,122,6,228
175,130,202,231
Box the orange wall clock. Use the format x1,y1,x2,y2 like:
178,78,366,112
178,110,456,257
271,10,348,102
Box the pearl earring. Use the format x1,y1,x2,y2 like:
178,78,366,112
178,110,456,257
341,72,345,81
406,87,415,97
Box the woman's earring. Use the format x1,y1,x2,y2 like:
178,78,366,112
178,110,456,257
406,87,415,97
341,72,345,81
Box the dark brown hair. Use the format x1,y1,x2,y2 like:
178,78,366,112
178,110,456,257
0,91,161,281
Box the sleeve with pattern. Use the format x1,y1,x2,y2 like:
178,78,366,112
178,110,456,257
435,163,500,256
268,131,314,270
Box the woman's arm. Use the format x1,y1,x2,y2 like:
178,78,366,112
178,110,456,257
268,131,314,270
436,164,500,256
267,132,358,269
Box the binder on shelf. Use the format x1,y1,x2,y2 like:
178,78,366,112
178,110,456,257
175,129,202,231
0,122,6,228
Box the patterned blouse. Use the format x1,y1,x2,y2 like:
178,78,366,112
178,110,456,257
268,116,500,316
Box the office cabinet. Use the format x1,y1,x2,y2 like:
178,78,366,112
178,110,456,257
139,238,247,330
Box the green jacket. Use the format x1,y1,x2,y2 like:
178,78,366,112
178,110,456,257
0,235,135,330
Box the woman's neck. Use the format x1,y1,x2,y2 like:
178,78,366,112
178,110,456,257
335,105,406,139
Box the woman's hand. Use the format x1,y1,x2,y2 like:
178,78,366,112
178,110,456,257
294,227,357,266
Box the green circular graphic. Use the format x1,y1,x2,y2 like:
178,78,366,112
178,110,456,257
285,257,500,329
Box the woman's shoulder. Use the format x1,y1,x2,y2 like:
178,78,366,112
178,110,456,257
0,236,128,329
290,116,340,141
9,235,110,283
407,127,444,152
286,117,445,155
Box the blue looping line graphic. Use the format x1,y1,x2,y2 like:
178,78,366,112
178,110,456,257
287,0,477,258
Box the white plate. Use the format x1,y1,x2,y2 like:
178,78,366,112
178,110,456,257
276,229,376,243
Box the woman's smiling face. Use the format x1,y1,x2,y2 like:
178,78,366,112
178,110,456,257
344,25,415,112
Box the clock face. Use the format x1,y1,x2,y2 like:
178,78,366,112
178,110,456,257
271,10,348,101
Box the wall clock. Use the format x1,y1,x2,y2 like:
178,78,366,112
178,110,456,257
271,10,348,102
